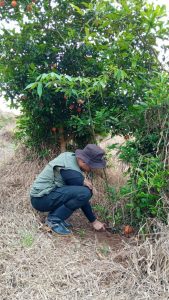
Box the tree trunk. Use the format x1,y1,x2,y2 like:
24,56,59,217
59,128,66,152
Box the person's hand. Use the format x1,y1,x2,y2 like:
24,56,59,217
84,179,93,190
92,220,106,231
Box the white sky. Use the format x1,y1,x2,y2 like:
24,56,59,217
153,0,169,11
0,0,169,114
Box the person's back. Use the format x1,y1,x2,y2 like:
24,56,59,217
30,152,83,197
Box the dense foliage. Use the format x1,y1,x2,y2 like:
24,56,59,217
0,0,169,228
0,0,168,148
108,73,169,229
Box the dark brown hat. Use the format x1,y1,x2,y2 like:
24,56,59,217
75,144,106,169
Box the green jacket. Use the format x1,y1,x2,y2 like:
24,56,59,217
30,152,83,197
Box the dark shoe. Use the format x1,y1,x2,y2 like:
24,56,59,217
52,222,72,235
45,219,72,236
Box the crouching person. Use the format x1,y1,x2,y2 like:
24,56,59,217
30,144,106,236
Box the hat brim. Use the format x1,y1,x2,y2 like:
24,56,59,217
75,149,106,169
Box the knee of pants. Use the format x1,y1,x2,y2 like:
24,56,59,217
65,187,92,210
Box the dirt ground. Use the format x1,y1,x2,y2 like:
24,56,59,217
0,156,129,300
0,115,169,300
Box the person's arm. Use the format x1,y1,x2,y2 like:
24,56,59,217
81,202,96,223
60,169,84,185
81,203,106,230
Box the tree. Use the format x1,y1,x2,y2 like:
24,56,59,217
0,0,168,151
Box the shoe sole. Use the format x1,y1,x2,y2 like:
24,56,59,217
42,225,73,236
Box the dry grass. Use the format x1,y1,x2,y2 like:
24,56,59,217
0,145,169,300
0,112,16,167
90,136,128,218
99,135,128,186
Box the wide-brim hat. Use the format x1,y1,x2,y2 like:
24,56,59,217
75,144,106,169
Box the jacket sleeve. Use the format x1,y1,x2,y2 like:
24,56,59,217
60,169,84,186
81,202,96,223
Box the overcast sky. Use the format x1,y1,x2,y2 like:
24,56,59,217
0,0,169,113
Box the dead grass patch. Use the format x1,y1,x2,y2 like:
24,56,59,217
0,146,169,300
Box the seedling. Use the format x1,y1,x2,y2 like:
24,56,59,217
76,229,86,239
98,244,110,257
20,231,34,248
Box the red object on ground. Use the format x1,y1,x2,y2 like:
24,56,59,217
77,107,82,113
124,225,134,236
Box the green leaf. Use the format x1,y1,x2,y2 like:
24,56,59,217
107,143,119,150
25,82,38,90
41,73,48,80
132,60,137,68
37,82,43,98
70,3,84,15
29,63,35,70
136,207,141,219
85,26,89,37
81,2,90,8
65,75,72,81
100,80,106,88
114,69,127,82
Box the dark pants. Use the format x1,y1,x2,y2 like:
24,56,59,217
31,186,92,222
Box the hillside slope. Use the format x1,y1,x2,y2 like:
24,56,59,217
0,119,168,299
